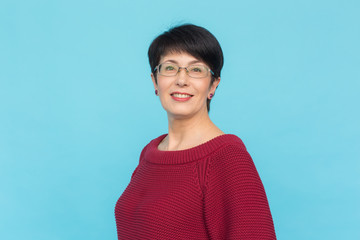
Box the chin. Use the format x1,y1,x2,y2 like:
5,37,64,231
167,110,192,118
166,106,205,119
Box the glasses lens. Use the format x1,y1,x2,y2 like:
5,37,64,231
187,65,208,78
159,63,178,76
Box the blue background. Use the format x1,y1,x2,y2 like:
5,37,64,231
1,0,359,239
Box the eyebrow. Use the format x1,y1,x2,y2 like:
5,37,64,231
163,59,203,65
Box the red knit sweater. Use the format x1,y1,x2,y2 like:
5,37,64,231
115,134,276,239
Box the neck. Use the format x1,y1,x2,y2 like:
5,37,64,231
161,109,224,151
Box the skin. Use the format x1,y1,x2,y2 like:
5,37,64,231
151,52,224,151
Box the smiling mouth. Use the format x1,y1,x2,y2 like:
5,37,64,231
171,93,194,98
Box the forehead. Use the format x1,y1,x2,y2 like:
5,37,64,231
160,52,203,65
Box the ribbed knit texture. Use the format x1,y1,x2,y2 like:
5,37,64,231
115,134,276,239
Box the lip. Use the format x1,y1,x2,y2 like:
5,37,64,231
170,91,194,102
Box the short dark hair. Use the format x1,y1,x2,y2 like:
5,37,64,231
148,24,224,112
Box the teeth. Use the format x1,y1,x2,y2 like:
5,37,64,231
172,93,192,98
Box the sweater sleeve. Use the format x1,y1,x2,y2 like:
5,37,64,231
203,144,276,239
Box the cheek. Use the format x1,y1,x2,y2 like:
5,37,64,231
157,82,171,101
157,78,171,90
195,81,212,95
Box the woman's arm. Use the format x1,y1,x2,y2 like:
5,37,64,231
203,144,276,239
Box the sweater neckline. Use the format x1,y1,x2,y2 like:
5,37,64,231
144,133,241,165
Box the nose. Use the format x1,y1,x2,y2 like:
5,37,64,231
175,67,189,86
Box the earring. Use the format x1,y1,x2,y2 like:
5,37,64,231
155,90,158,95
209,93,214,99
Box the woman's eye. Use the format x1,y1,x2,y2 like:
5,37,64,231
165,66,175,71
191,67,203,72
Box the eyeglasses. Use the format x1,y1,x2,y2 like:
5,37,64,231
154,62,214,78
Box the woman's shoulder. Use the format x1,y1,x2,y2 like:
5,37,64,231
141,134,167,150
210,133,248,153
207,134,253,166
137,134,167,162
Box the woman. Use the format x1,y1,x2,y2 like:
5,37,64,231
115,24,276,239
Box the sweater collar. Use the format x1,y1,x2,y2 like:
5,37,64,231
144,133,242,165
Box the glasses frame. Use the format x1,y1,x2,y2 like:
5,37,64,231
154,62,215,78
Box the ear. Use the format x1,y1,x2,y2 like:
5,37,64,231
151,73,158,89
209,77,220,93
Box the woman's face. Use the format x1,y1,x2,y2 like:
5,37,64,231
151,52,220,119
